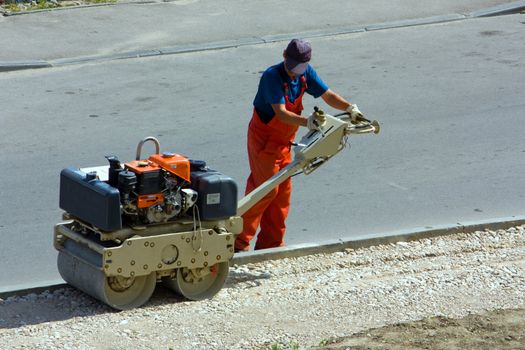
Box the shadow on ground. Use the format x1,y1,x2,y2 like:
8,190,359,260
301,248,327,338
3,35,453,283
0,268,269,329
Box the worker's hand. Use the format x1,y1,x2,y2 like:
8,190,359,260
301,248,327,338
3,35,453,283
346,104,363,123
307,111,326,130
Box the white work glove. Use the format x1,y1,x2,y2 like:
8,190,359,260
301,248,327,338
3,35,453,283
307,110,326,130
346,104,363,123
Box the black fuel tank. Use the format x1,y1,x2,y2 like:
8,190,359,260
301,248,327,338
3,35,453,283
189,165,238,220
59,167,122,231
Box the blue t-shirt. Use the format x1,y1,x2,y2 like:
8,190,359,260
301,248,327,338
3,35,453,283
253,62,328,123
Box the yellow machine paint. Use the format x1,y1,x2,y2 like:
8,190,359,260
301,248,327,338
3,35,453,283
53,108,379,310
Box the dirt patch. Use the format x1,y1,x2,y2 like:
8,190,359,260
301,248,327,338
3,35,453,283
319,308,525,350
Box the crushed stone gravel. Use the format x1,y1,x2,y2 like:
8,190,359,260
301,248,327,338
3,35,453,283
0,225,524,349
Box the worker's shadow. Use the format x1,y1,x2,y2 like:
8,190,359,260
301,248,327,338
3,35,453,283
223,268,273,289
147,268,273,307
0,270,271,329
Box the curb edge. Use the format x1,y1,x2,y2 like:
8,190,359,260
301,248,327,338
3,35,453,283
1,2,525,72
1,215,524,299
231,215,525,266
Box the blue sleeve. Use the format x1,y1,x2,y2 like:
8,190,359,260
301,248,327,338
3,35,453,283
305,66,329,98
259,70,285,105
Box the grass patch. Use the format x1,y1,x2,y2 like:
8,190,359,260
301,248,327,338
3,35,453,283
263,342,301,350
1,0,117,13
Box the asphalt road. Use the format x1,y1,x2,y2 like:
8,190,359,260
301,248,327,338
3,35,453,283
0,0,514,62
0,13,524,288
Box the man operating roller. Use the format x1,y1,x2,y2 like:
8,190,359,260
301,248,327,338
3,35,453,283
234,39,366,252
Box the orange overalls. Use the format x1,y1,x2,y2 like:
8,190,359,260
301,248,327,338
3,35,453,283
235,76,308,251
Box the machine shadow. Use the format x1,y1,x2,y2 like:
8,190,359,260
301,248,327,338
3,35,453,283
0,286,116,330
146,268,273,308
0,270,270,329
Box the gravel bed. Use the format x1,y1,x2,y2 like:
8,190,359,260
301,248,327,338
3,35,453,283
1,225,524,349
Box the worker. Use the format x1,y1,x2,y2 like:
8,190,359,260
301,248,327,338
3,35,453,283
234,38,365,252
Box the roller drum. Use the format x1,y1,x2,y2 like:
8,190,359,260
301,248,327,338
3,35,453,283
57,240,156,310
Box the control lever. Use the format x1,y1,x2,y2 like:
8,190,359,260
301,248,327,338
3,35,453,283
312,106,326,137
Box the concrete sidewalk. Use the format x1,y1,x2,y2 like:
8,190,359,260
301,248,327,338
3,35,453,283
1,0,525,71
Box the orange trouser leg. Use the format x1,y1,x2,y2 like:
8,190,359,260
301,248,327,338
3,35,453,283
254,177,291,250
235,127,291,251
235,175,280,250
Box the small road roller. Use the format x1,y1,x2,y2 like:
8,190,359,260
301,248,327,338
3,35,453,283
53,108,379,310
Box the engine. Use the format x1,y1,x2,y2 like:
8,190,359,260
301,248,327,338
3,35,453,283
59,146,238,232
106,153,198,225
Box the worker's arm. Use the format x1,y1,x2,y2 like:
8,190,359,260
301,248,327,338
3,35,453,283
271,103,308,127
321,89,364,121
320,89,352,111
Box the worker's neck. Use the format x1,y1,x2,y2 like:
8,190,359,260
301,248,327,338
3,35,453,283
284,66,297,80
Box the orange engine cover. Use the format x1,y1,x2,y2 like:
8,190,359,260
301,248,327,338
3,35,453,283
148,153,190,182
125,160,161,174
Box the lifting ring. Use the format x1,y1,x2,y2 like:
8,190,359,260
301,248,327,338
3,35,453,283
136,136,161,160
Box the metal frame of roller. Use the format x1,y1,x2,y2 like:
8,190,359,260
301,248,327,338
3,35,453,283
53,109,379,310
